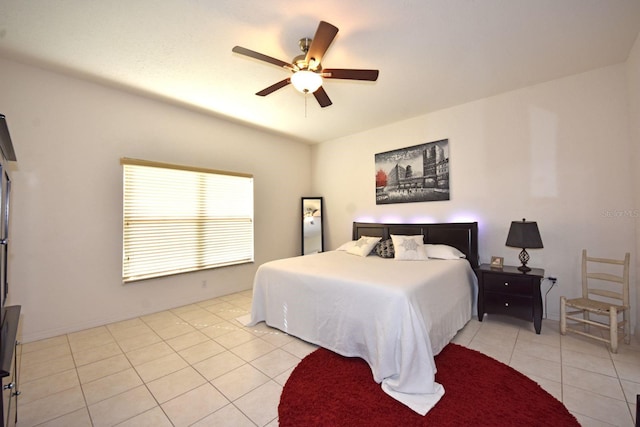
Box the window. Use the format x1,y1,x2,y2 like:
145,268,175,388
121,158,254,283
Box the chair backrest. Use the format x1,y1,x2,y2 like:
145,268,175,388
581,249,631,306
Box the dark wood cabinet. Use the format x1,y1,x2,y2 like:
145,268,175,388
476,264,544,334
0,117,18,427
1,305,20,427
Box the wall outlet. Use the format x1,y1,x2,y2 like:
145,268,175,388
201,280,207,288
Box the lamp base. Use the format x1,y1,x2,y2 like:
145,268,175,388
518,248,531,273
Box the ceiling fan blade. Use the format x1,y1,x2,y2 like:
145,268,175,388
232,46,293,69
323,68,379,81
256,78,291,96
313,86,333,108
305,21,339,68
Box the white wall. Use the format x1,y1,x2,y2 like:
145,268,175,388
628,33,640,337
0,57,312,342
313,63,636,327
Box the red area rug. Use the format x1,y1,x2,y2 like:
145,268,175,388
279,343,579,426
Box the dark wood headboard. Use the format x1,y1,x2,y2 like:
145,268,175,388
352,221,479,268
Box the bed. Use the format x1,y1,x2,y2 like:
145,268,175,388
248,221,479,415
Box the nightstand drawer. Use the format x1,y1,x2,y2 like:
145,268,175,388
484,292,533,319
482,273,533,296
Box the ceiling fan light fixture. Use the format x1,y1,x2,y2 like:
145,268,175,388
291,70,322,93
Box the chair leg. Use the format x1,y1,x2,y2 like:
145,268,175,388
584,310,590,333
610,307,618,353
560,296,567,335
624,309,630,345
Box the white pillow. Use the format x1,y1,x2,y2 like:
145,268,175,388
335,240,357,251
424,244,466,260
390,234,429,261
346,236,381,257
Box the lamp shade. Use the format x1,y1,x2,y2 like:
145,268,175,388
505,219,543,249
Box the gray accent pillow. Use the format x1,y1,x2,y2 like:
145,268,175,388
375,239,395,258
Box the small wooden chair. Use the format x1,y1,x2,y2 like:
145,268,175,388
560,249,630,353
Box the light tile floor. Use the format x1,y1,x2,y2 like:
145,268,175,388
17,290,640,426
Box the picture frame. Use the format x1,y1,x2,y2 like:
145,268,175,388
375,139,450,204
490,256,504,269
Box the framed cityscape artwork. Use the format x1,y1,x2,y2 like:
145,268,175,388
375,139,450,205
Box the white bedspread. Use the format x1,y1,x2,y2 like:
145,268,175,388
248,251,477,415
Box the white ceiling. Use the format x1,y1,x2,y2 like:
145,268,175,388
1,1,639,144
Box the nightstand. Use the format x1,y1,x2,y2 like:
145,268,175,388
476,264,545,334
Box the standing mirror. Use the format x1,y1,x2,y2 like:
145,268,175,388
301,197,324,255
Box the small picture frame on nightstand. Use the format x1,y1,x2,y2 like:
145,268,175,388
490,256,504,269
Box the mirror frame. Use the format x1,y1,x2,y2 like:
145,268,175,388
301,197,324,255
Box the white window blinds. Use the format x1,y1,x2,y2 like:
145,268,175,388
121,158,254,283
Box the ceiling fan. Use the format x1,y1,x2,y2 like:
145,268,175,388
232,21,379,108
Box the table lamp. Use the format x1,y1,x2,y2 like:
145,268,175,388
505,218,543,272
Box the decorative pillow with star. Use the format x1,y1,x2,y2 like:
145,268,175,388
390,234,429,261
346,236,382,257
